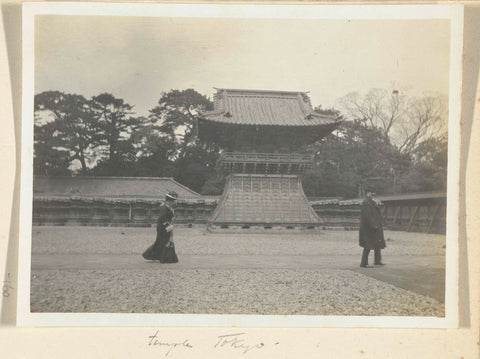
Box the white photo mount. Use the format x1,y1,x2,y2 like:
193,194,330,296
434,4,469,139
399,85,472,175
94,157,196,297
18,2,463,328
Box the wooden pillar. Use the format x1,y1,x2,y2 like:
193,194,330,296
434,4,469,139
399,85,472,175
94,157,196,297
393,206,401,224
427,204,440,233
407,206,419,232
147,205,152,223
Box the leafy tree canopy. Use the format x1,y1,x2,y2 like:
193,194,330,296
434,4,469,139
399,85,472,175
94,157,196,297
34,91,100,173
33,88,447,198
149,89,214,157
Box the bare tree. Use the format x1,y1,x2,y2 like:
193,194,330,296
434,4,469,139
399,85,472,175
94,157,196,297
393,95,448,156
338,89,407,140
337,89,447,156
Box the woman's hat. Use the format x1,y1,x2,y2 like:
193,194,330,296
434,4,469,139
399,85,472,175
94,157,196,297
165,191,179,200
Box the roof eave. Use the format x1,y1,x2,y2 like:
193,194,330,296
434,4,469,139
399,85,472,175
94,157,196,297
213,87,310,95
199,116,339,127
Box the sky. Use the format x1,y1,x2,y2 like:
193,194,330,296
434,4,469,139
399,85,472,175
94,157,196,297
35,16,450,117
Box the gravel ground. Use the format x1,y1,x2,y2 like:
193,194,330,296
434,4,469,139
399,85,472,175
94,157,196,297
30,226,446,316
30,268,444,316
31,226,446,256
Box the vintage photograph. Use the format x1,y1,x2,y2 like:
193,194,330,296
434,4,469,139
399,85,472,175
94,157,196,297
18,3,462,327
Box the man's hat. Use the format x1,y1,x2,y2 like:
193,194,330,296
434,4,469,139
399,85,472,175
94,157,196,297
165,191,179,200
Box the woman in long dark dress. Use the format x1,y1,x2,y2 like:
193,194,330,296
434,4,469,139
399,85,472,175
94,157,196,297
142,191,179,263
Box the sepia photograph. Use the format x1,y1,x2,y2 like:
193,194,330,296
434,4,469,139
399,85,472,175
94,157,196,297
17,3,462,327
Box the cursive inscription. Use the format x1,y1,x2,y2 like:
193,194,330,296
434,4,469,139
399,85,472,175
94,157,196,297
214,333,265,354
2,273,14,298
148,330,193,356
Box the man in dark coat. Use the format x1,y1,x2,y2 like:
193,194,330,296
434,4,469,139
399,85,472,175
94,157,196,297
359,191,386,268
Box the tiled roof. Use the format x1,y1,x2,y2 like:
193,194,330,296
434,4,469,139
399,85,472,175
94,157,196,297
202,88,338,126
375,192,446,202
309,192,446,206
33,176,201,199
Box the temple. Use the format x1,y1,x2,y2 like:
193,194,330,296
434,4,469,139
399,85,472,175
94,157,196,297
198,88,340,229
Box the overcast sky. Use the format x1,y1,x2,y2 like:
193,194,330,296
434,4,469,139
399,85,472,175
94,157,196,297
35,16,450,117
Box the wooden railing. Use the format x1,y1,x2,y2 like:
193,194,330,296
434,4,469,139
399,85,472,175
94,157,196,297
218,152,314,174
220,152,314,163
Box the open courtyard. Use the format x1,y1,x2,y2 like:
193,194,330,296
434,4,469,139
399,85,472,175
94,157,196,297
30,226,446,316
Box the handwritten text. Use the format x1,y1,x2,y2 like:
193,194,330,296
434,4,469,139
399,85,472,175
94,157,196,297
214,332,265,354
148,330,193,356
2,273,14,298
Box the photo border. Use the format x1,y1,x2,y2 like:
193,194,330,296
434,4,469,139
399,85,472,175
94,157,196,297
17,1,463,328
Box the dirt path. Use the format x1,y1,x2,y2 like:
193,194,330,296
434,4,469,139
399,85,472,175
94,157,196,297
30,227,446,314
32,253,445,302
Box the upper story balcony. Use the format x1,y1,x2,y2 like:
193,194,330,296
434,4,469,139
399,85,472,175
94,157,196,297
217,152,314,174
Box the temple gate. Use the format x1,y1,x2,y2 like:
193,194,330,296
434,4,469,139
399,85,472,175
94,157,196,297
198,88,340,229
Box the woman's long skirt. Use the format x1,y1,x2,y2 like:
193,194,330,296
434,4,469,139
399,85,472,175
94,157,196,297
142,233,178,263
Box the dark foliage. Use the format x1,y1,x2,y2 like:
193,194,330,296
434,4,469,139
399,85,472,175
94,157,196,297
302,119,446,198
90,93,139,163
34,91,100,174
33,89,447,198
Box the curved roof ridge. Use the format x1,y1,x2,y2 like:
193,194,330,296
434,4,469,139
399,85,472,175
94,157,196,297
213,87,310,95
33,176,201,198
35,175,178,180
202,87,339,127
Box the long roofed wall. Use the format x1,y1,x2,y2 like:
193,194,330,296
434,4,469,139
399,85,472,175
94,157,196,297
32,177,209,227
34,176,201,200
